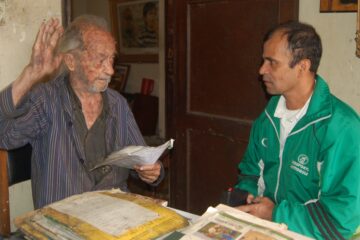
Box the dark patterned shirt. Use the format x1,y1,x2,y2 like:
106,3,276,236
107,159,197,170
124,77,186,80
0,73,148,208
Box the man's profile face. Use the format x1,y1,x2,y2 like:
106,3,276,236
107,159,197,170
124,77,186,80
259,30,301,96
75,28,116,93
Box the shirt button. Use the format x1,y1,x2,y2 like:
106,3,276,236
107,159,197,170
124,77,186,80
102,166,111,173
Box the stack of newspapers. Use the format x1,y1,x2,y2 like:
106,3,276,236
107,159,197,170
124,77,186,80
15,190,188,240
164,204,312,240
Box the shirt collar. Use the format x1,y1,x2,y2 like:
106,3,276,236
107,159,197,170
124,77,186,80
274,95,312,122
65,77,109,115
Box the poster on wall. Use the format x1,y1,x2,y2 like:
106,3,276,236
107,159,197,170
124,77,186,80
110,0,159,63
320,0,357,12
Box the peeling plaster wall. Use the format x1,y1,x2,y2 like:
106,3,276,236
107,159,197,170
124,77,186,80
0,0,61,89
0,0,61,230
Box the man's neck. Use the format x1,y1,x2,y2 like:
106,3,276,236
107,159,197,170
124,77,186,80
284,76,315,110
69,77,103,129
69,77,101,100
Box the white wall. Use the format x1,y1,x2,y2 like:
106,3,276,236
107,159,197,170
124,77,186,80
0,0,61,230
300,0,360,112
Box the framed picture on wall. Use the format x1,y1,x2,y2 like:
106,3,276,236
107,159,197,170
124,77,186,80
109,0,159,63
320,0,357,12
61,0,72,27
109,64,130,93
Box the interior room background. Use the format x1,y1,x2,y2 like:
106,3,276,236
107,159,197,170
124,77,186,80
0,0,359,230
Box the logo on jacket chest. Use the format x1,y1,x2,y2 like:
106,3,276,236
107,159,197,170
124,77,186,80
290,154,309,176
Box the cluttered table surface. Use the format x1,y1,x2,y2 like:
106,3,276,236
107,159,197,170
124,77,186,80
7,190,198,240
6,190,311,240
6,207,199,240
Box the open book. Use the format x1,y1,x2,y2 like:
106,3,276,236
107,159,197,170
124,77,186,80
165,204,312,240
92,139,174,170
15,189,188,240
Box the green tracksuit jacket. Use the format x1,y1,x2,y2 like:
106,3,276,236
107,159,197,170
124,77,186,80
235,76,360,239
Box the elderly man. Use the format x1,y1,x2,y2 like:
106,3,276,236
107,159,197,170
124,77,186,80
235,21,360,239
0,15,163,209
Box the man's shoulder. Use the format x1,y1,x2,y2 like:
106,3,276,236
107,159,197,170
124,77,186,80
256,95,280,122
29,80,59,101
31,73,66,93
329,95,360,129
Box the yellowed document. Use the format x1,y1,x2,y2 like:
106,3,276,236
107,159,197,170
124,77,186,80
15,189,188,240
50,193,159,236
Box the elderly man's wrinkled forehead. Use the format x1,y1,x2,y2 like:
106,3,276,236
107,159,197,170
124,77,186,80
81,25,116,51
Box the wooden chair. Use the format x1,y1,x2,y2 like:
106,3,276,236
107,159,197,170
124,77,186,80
0,144,32,237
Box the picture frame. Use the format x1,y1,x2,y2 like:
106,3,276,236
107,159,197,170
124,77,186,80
320,0,357,12
61,0,72,28
109,64,130,93
109,0,159,63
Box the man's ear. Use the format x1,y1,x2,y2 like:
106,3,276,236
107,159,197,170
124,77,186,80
63,53,76,71
298,59,311,73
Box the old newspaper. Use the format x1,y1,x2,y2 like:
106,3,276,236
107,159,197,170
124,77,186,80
167,204,312,240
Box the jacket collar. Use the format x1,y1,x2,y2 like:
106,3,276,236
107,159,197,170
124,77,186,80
265,75,332,131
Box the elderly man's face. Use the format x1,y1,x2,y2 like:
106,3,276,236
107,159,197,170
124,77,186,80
75,28,116,93
258,30,301,96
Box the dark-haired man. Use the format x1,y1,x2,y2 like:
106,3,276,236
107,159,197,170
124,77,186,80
137,2,158,47
235,21,360,239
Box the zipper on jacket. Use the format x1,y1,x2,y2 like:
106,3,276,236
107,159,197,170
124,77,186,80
265,110,281,204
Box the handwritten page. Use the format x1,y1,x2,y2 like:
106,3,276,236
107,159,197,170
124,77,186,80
50,193,159,236
92,139,174,169
15,190,189,240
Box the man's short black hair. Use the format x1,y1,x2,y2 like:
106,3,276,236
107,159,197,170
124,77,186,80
264,21,322,73
143,2,156,17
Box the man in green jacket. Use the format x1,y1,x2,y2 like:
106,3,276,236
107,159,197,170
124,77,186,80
235,21,360,239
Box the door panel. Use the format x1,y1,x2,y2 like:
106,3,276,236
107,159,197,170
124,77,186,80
188,0,275,120
166,0,299,214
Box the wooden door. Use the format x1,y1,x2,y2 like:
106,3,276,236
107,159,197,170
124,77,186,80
166,0,299,214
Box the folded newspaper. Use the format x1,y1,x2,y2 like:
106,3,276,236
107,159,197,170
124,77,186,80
92,139,174,170
164,204,313,240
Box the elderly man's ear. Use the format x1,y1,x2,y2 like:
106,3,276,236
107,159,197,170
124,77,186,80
64,53,76,71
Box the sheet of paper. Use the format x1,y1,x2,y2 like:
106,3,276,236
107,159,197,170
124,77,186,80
50,193,159,236
93,139,174,169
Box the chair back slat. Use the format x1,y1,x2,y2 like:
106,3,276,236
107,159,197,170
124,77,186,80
7,144,32,186
0,144,32,237
0,149,10,237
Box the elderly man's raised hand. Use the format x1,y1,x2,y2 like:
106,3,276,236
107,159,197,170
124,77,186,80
30,18,64,81
12,18,63,106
